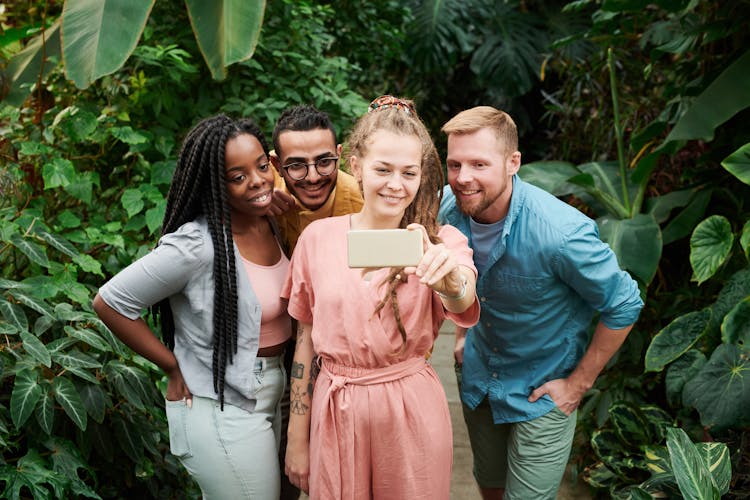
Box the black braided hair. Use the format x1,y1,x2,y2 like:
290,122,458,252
154,115,269,408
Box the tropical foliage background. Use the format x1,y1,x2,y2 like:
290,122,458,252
1,0,748,498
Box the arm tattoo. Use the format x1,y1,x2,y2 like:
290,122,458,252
290,385,310,415
291,361,304,379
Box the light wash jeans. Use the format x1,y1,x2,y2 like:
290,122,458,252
165,356,285,499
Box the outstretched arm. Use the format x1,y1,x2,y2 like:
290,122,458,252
528,321,633,415
285,321,315,494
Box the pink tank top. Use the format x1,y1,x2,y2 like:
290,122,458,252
242,251,292,348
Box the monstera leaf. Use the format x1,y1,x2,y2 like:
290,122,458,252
682,343,750,429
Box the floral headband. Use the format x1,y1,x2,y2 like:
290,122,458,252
368,95,416,115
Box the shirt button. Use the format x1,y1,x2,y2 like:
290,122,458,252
492,347,498,352
486,322,492,327
480,297,487,302
492,372,498,378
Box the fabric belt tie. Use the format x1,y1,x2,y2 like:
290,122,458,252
314,357,428,500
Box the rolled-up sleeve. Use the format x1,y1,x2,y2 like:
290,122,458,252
98,223,208,320
555,221,643,329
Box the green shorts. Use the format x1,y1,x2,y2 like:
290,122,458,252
461,397,576,499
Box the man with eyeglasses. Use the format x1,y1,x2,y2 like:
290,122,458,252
270,104,364,251
268,104,363,500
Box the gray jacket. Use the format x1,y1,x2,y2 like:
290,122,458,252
99,216,266,411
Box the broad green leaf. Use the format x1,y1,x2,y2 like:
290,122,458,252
34,228,79,258
121,188,144,218
42,157,76,189
20,330,52,367
61,0,155,88
665,350,706,407
3,20,62,106
35,384,55,435
666,427,718,500
56,210,82,229
598,214,662,284
721,296,750,351
643,445,673,476
185,0,266,80
145,202,166,234
645,309,710,372
741,220,750,260
44,437,101,499
582,462,618,489
721,142,750,185
609,402,650,447
591,428,630,475
73,253,103,276
52,108,98,142
711,268,750,330
517,161,581,196
10,233,50,267
11,291,54,318
683,344,750,429
64,366,100,385
112,413,144,462
109,126,149,145
150,159,175,185
53,376,87,431
645,188,697,224
0,298,29,331
690,215,734,285
52,349,102,370
640,405,674,442
64,171,96,205
104,361,150,409
0,323,19,335
10,370,42,429
64,325,111,352
660,189,712,246
664,50,750,143
696,442,731,496
0,449,64,500
78,383,109,424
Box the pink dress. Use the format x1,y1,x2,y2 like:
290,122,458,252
283,215,480,500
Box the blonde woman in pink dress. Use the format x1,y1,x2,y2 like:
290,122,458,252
283,96,480,499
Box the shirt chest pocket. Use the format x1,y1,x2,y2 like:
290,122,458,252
480,272,552,312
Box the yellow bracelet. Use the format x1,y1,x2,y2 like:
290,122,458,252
436,273,468,300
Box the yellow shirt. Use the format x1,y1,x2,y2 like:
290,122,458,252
273,170,363,251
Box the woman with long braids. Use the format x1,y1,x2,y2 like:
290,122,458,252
93,115,290,499
283,96,480,499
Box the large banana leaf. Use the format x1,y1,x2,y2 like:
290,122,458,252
3,20,61,106
185,0,266,80
663,50,750,143
598,213,661,284
61,0,155,89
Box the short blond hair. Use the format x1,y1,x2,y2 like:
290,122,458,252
441,106,518,153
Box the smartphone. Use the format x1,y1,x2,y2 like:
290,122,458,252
347,229,423,268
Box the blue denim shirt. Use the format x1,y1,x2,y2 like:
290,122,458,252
439,176,643,423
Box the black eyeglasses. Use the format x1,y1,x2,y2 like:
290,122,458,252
283,156,339,181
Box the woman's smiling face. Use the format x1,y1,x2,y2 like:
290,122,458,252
351,129,422,227
224,133,274,220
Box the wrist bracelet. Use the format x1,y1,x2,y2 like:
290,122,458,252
436,273,468,300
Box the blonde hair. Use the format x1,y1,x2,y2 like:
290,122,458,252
441,106,518,154
346,98,444,354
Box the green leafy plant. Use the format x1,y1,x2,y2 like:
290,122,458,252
2,0,265,103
